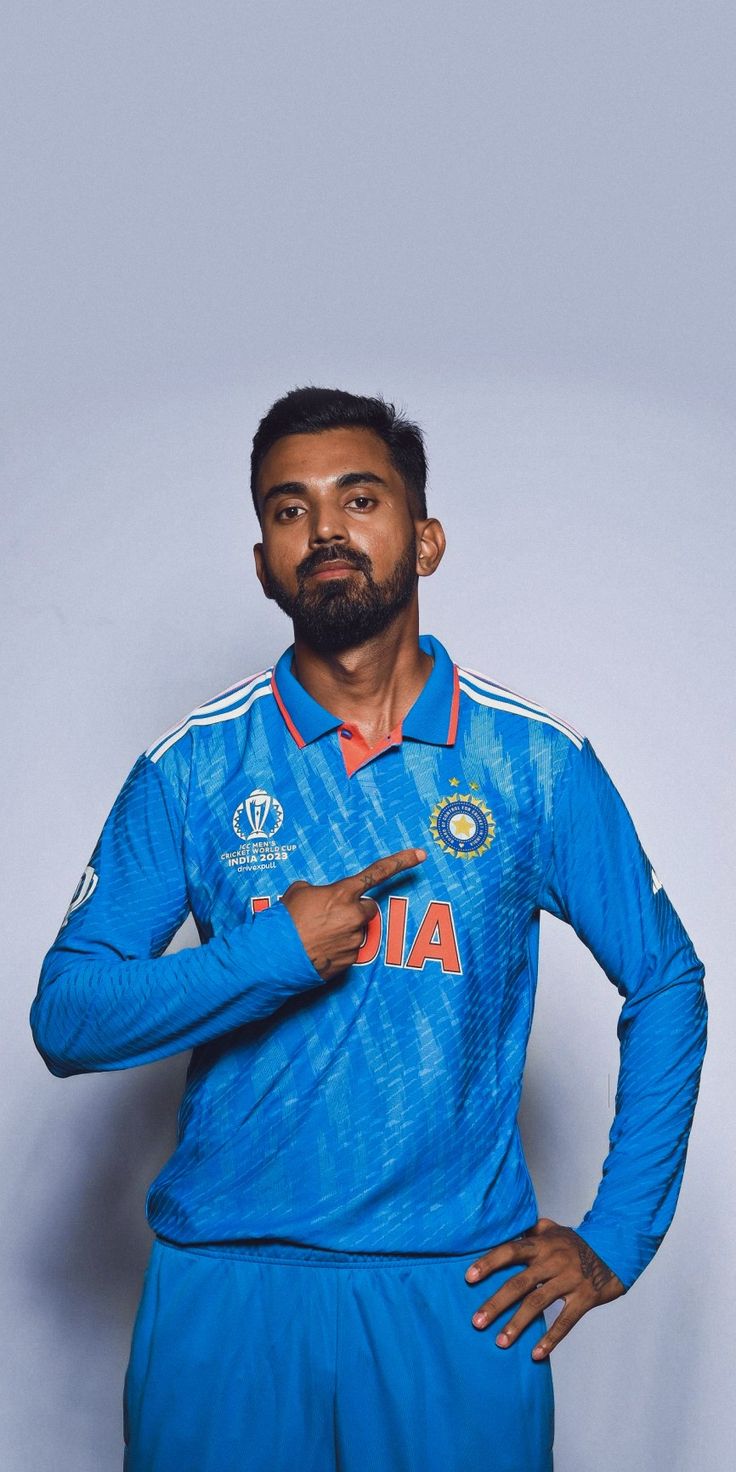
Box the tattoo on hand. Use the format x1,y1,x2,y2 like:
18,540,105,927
576,1238,614,1293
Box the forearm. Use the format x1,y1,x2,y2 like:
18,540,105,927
574,963,707,1289
30,901,324,1077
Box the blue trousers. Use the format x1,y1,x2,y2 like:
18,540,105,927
123,1237,554,1471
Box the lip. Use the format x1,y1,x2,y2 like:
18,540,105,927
307,562,362,579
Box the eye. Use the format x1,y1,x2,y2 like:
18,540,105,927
347,496,376,510
275,504,306,521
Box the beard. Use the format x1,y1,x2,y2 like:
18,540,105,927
260,535,419,654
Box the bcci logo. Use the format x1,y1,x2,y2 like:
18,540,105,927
233,788,284,842
429,784,496,860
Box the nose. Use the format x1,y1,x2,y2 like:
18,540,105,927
308,498,348,546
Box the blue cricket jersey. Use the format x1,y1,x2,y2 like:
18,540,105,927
30,634,707,1289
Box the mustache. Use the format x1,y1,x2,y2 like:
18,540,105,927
297,547,371,581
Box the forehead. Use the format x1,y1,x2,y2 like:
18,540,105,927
256,427,397,497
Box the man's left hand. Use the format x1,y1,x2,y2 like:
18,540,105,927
464,1217,626,1359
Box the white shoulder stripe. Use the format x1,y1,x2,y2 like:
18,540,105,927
146,667,271,758
458,665,584,741
458,671,584,749
146,669,273,762
150,684,273,763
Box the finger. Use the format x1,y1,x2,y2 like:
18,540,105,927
465,1237,536,1283
531,1299,585,1360
488,1283,567,1345
469,1270,540,1328
358,896,380,922
343,848,427,896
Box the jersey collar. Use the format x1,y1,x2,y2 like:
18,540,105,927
271,633,460,750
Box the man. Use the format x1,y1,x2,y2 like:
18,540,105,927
31,386,707,1471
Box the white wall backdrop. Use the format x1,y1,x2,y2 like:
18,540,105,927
2,4,733,1469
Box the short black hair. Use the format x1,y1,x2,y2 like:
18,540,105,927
250,386,428,522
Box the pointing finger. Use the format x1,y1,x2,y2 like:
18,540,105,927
344,848,427,895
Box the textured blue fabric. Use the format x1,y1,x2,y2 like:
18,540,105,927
31,633,707,1289
123,1238,554,1472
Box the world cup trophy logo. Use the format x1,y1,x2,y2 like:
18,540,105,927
245,790,270,837
233,788,284,842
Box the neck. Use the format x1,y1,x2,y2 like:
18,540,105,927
290,608,432,738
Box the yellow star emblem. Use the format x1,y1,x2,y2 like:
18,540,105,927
452,815,476,837
469,781,479,790
448,776,460,787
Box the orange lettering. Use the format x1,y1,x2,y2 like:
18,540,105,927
355,907,382,964
405,901,462,973
385,895,409,967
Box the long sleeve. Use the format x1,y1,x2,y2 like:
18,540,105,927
538,736,707,1290
30,753,325,1077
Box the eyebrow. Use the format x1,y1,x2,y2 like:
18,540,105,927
260,470,388,509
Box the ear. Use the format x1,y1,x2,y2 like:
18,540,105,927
253,542,273,600
415,518,446,578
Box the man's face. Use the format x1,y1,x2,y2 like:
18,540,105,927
253,428,425,653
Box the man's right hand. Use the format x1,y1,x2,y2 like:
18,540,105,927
280,848,427,981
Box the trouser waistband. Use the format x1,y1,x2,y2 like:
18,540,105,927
153,1235,484,1268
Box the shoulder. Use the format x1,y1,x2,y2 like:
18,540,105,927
144,665,275,770
455,658,585,751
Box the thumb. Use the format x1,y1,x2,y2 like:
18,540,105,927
529,1217,558,1234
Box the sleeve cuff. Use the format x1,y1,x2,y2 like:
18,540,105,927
573,1216,662,1292
246,898,326,991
